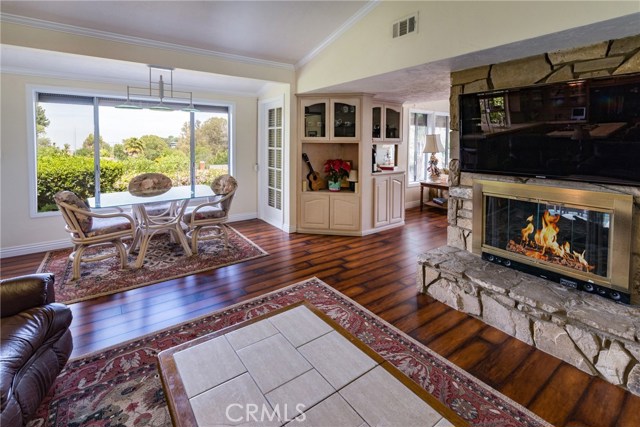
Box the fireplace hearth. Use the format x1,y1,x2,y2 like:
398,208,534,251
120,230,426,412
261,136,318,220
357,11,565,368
472,180,633,304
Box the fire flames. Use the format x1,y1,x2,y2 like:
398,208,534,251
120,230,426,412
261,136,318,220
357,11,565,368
507,210,594,272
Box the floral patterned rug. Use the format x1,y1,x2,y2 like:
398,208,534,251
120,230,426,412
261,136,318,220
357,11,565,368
29,278,552,427
37,226,267,304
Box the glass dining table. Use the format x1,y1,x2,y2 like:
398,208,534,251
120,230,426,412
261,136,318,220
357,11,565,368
87,185,214,268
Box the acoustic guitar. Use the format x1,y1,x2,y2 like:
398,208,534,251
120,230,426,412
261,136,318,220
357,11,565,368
302,153,325,191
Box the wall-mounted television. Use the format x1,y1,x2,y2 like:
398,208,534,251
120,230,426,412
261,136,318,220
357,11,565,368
459,73,640,186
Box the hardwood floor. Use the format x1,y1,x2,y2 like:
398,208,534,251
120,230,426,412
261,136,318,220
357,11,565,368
2,207,638,427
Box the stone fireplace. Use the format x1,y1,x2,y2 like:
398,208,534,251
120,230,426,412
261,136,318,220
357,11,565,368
417,35,640,395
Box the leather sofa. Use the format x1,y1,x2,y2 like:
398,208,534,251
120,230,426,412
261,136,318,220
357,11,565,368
1,273,73,426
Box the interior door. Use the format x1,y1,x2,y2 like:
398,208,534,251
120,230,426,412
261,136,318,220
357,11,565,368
259,99,284,228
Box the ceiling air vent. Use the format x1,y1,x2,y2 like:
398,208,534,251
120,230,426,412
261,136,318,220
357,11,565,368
392,13,418,39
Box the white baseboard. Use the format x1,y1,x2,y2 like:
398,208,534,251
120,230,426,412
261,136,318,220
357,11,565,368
228,212,258,222
282,223,295,233
1,239,73,259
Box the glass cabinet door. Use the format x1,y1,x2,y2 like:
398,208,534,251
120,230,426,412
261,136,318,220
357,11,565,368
301,99,328,140
372,105,382,140
385,106,401,140
331,98,360,141
372,103,402,142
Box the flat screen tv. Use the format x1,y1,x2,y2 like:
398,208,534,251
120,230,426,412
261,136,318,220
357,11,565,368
458,73,640,186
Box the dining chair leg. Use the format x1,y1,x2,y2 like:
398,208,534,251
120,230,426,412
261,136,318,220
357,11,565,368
70,245,87,280
173,225,193,257
130,228,142,254
112,239,129,270
189,227,201,255
222,224,230,248
133,233,153,269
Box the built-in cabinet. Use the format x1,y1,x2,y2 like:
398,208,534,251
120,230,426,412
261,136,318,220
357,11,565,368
372,102,402,142
373,173,405,228
298,93,405,236
299,192,360,231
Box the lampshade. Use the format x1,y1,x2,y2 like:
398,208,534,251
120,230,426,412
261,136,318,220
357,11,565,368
348,169,358,182
423,134,444,153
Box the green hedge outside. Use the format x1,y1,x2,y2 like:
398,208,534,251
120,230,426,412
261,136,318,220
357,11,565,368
37,155,124,211
37,154,228,212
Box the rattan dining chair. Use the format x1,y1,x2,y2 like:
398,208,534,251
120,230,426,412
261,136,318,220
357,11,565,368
54,190,136,280
127,173,195,268
182,174,238,255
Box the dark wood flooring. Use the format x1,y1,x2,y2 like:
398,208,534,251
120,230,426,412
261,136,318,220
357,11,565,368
2,207,638,427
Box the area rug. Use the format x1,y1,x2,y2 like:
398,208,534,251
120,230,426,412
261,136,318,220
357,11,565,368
30,277,552,427
36,226,267,304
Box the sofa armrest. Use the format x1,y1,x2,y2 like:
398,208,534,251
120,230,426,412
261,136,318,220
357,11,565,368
0,273,55,318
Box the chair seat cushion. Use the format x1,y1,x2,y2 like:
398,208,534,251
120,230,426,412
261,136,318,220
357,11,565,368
184,206,226,222
84,216,133,237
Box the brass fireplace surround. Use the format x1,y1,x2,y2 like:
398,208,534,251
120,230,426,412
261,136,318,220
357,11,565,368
472,180,633,293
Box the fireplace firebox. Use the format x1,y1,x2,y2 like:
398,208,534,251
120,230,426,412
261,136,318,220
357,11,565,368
472,181,633,303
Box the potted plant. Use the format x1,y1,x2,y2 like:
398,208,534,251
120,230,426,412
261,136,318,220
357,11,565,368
323,159,351,191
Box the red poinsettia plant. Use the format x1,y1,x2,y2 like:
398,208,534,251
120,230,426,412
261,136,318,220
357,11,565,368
323,159,351,183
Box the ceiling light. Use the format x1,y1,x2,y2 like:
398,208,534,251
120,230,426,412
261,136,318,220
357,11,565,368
116,87,143,109
116,65,199,112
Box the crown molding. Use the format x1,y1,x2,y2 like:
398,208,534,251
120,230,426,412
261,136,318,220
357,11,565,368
1,13,295,71
296,0,380,69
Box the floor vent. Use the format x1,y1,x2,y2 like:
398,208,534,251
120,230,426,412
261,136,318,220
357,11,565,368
392,13,418,39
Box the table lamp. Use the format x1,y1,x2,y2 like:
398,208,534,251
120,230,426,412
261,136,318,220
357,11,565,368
423,134,444,178
348,169,358,192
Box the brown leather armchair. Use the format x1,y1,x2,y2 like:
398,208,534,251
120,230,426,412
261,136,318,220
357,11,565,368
0,273,73,426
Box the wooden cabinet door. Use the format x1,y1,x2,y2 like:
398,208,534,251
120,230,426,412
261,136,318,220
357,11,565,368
373,175,390,227
300,193,330,229
390,174,405,224
330,194,360,231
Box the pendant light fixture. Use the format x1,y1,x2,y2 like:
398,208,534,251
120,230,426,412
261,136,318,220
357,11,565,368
116,65,199,112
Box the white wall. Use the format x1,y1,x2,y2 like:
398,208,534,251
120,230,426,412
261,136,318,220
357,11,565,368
0,73,261,256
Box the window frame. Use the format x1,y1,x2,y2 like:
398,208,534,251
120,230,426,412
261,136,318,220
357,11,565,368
406,109,450,187
27,85,235,218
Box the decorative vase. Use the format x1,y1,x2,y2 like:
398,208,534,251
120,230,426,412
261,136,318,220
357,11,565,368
328,180,341,192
